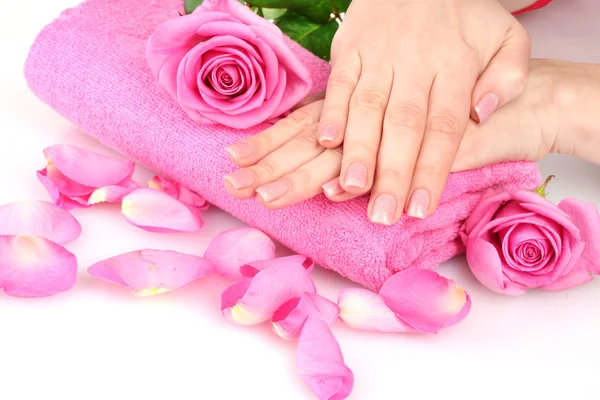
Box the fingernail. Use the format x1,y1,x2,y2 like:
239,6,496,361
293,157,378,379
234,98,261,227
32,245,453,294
371,194,397,225
322,178,345,197
344,163,368,189
224,170,255,190
225,141,254,160
473,92,499,124
319,124,337,143
256,181,289,203
407,189,430,219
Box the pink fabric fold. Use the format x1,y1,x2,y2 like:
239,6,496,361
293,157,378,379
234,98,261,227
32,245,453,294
24,0,541,291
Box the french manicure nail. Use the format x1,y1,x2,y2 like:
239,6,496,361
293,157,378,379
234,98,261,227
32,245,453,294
223,170,255,190
322,178,345,197
319,124,337,143
344,163,368,189
256,181,289,203
473,92,499,124
225,141,254,160
407,189,431,219
371,194,397,225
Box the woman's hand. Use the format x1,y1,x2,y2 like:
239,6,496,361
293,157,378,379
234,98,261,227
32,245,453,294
224,60,593,217
226,0,531,222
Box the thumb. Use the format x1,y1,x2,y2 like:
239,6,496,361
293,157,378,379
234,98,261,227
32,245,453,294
471,24,531,123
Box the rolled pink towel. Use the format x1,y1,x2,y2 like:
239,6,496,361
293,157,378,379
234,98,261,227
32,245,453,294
24,0,540,290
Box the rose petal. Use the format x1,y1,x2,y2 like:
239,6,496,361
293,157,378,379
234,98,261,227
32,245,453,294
43,145,134,188
539,267,594,291
87,249,214,295
296,317,354,400
121,188,203,233
88,180,139,205
0,200,81,245
465,237,527,296
239,255,314,278
204,227,276,279
337,288,416,333
379,269,472,333
272,293,339,340
0,235,77,297
558,198,600,275
37,168,90,210
221,263,316,326
148,175,209,210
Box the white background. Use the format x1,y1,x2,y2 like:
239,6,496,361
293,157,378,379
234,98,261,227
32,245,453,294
1,0,599,399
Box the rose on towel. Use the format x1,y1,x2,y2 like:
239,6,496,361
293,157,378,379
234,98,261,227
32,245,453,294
146,0,312,129
460,178,600,295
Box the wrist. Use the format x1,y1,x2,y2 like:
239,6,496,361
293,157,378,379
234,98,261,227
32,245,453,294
551,62,600,164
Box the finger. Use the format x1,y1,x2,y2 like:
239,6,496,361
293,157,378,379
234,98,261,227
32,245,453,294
254,149,343,209
225,100,323,167
292,91,326,111
339,66,393,195
407,72,474,219
368,74,430,225
471,23,531,123
322,177,360,203
316,50,361,147
223,124,323,199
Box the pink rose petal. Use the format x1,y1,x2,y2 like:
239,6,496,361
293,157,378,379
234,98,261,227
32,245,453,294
272,293,339,340
558,198,600,275
148,175,209,210
539,267,594,291
0,235,77,297
87,249,214,295
221,263,316,325
88,180,139,205
121,188,203,233
337,288,417,333
43,144,134,188
37,168,90,210
379,269,472,334
296,317,354,400
239,255,314,278
0,200,81,245
204,227,276,279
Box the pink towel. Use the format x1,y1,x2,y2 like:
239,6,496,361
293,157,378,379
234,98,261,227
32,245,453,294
24,0,541,291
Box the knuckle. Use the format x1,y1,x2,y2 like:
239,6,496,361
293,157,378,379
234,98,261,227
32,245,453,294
427,111,464,139
505,67,528,91
376,167,405,186
284,106,316,126
414,163,440,177
290,168,313,188
352,87,388,114
254,160,277,180
327,72,357,92
384,102,426,132
292,125,321,151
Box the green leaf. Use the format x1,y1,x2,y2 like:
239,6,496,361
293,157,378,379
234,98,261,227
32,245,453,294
295,0,333,24
250,0,320,8
275,12,338,61
184,0,203,14
262,8,287,20
330,0,351,13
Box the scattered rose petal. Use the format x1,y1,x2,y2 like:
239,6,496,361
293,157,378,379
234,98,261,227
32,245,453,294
121,188,203,232
297,317,354,400
87,249,214,295
272,293,339,340
148,175,209,210
87,179,139,205
43,144,134,188
0,200,81,245
540,267,594,291
0,235,77,297
221,263,316,326
204,227,276,279
337,288,417,333
239,255,314,278
37,168,90,210
379,269,471,334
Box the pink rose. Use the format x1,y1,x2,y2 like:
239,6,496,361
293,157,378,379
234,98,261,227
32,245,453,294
460,190,600,295
146,0,312,129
